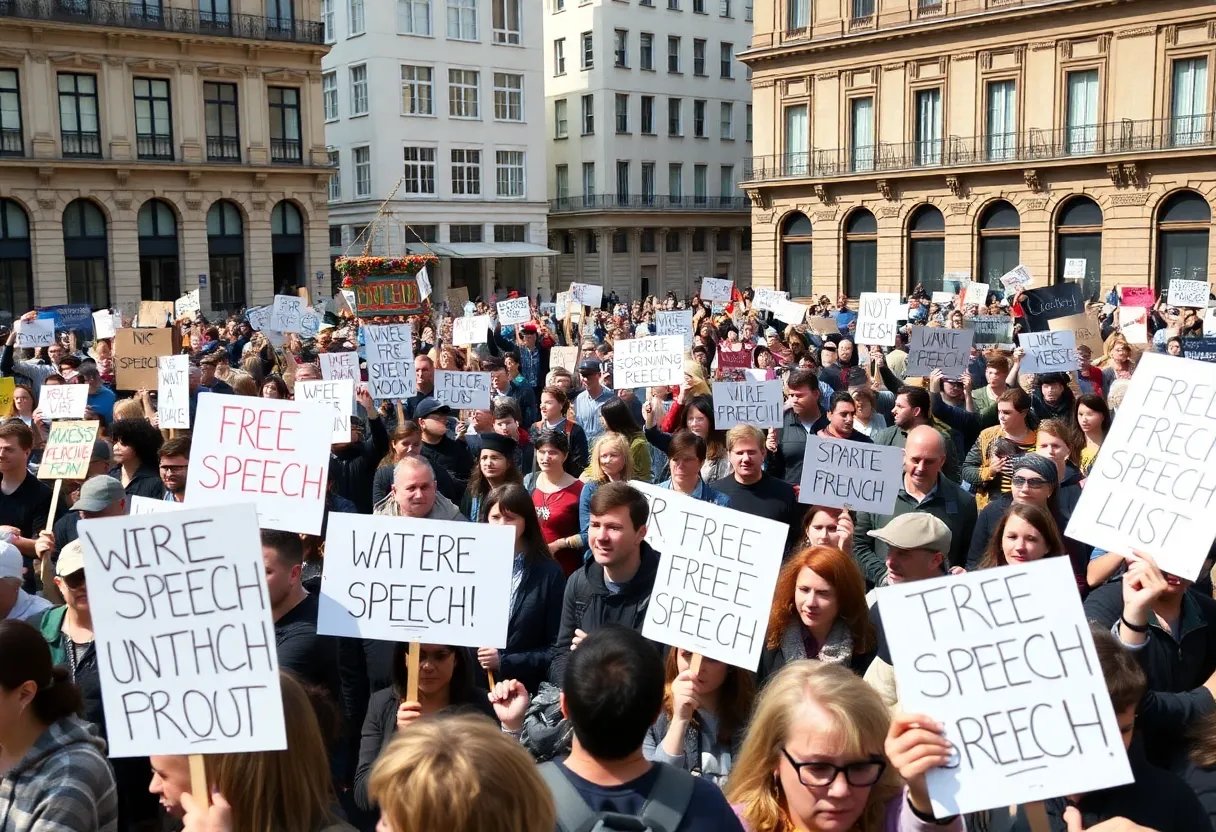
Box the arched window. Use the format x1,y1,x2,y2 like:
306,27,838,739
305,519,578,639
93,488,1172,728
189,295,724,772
781,212,812,298
1055,196,1102,301
63,199,109,308
0,200,32,325
978,200,1020,291
907,205,945,295
207,200,245,311
271,200,305,293
1156,190,1210,291
138,199,180,301
844,209,877,296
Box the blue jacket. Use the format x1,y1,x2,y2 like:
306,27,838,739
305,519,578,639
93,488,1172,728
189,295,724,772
656,477,731,507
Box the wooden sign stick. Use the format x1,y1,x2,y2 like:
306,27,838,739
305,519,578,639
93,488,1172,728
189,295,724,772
38,479,64,605
394,401,405,425
189,754,210,811
690,653,703,675
487,670,496,688
1024,801,1050,832
406,641,421,701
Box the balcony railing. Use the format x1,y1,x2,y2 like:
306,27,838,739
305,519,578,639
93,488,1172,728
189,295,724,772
206,135,241,162
61,130,101,157
549,195,751,213
270,137,302,164
0,0,325,44
0,127,22,156
744,115,1216,182
136,133,173,160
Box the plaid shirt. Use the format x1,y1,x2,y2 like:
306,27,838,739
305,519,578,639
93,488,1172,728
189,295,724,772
0,716,117,832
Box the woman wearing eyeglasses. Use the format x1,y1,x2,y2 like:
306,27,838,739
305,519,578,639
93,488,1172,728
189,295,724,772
964,455,1060,571
726,661,961,832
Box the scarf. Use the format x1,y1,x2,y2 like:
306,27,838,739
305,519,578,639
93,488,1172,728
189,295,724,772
779,618,854,667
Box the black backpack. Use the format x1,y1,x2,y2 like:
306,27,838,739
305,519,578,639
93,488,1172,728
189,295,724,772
538,761,696,832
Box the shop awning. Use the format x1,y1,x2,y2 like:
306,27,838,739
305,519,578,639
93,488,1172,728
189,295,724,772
406,242,559,258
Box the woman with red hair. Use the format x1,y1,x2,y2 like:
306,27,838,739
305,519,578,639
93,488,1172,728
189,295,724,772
757,544,875,687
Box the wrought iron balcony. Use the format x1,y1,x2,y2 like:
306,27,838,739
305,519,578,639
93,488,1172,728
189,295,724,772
270,137,302,164
61,130,101,157
549,195,751,213
744,116,1216,183
136,133,173,160
0,0,325,45
206,135,241,162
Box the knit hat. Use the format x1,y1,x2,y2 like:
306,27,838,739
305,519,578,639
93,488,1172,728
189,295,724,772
1008,454,1058,486
478,432,518,459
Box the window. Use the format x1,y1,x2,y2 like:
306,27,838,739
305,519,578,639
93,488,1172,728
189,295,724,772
554,164,569,205
0,70,20,156
693,40,706,76
401,65,434,115
204,81,239,161
720,42,733,78
666,231,681,252
616,160,630,200
448,0,477,40
322,0,335,41
640,96,655,134
63,200,109,308
1065,69,1099,154
914,87,942,165
1056,197,1102,301
845,209,877,296
614,30,628,67
322,72,338,120
986,80,1016,161
581,32,594,69
327,150,340,201
907,204,945,294
554,99,568,137
493,0,521,44
668,36,680,72
199,0,228,26
978,200,1021,289
693,99,706,137
668,163,682,200
716,229,731,251
349,0,364,34
693,228,706,251
719,164,733,197
207,200,245,311
493,73,523,121
782,212,811,297
581,94,594,134
641,162,655,204
350,64,368,116
329,226,343,247
354,146,371,196
582,162,595,205
267,0,293,33
562,232,574,255
694,164,706,203
850,96,874,172
451,148,481,195
58,73,100,157
451,224,483,243
668,97,682,135
554,0,564,9
268,87,302,163
745,0,752,20
554,39,566,75
138,199,179,301
1171,58,1209,147
613,231,628,253
746,104,752,142
741,228,751,250
787,0,808,31
408,224,438,244
720,102,733,139
403,146,436,194
496,150,525,197
852,0,874,18
640,33,654,70
1157,190,1211,290
133,77,172,160
615,93,629,132
693,0,704,11
448,69,480,118
784,104,807,174
641,230,656,252
398,0,432,33
494,224,525,243
668,0,679,8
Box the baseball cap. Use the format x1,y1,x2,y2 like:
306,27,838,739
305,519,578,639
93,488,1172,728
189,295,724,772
56,539,86,577
414,397,452,420
578,357,602,374
867,512,952,554
74,475,126,513
0,541,21,581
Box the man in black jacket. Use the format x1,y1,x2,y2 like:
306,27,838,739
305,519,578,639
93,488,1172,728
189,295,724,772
327,386,389,513
416,397,474,490
763,368,826,487
549,482,661,685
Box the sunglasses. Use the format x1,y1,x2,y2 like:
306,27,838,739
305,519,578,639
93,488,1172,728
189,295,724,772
61,570,86,589
1012,476,1049,489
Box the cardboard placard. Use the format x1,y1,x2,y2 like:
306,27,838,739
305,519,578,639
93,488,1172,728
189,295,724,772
797,436,904,514
317,513,515,647
805,316,841,336
1048,312,1105,358
999,264,1033,293
157,355,190,430
320,351,360,382
416,265,432,300
656,310,694,349
270,294,303,333
752,288,789,312
38,303,93,335
931,291,956,305
878,558,1132,817
1169,279,1209,308
569,282,603,308
615,335,684,389
299,309,321,339
632,481,787,671
905,327,975,378
38,420,99,480
453,316,490,347
129,495,189,515
174,290,201,321
496,297,531,326
1119,286,1156,309
447,285,470,310
186,395,332,535
296,379,353,443
966,315,1014,346
700,277,734,302
1117,306,1148,344
435,370,491,410
115,328,174,390
1063,258,1087,280
1205,314,1216,338
1021,284,1084,332
38,385,88,420
136,300,175,328
92,310,116,340
1182,337,1216,363
246,305,271,332
963,281,989,308
856,293,901,347
0,377,14,418
712,380,783,429
772,299,809,326
14,317,53,348
1018,330,1079,373
365,324,416,401
78,503,287,757
550,345,579,375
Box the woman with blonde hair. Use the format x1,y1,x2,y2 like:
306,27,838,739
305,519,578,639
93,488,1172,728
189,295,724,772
228,370,257,396
726,662,960,832
1099,333,1137,394
657,361,712,433
577,431,634,550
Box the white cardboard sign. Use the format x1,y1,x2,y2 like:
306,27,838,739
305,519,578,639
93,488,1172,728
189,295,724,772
496,297,532,326
246,306,271,333
1063,258,1087,280
632,481,787,671
317,513,515,648
712,380,783,429
1017,330,1078,373
905,326,975,378
656,310,694,349
752,288,789,312
296,379,354,443
798,436,904,514
78,503,287,757
129,495,189,515
1117,306,1148,344
416,266,432,301
856,293,901,347
320,351,360,382
93,310,117,340
435,370,491,410
931,291,955,305
878,558,1133,817
569,282,603,308
38,384,88,420
15,317,54,348
999,264,1034,294
1206,314,1216,338
615,335,684,389
157,355,190,430
772,298,809,326
701,277,734,302
271,294,303,333
174,290,201,321
453,315,490,347
364,324,416,401
1169,279,1209,308
963,281,989,308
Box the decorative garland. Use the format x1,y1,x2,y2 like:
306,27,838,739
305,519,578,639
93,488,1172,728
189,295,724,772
335,255,438,287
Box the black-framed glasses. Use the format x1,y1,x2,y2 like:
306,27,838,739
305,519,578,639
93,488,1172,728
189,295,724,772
781,749,886,788
1012,476,1049,489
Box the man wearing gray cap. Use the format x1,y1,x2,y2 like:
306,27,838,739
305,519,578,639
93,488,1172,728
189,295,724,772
37,475,126,605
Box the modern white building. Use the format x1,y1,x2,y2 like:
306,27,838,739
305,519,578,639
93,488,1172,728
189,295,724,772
544,0,755,300
322,0,554,302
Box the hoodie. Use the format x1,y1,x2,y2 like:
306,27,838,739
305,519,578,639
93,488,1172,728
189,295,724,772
0,715,118,832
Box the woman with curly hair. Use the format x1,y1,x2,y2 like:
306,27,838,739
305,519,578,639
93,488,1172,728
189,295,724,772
108,418,166,499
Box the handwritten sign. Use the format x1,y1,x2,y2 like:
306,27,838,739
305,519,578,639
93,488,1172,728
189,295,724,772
174,290,201,321
38,420,99,480
772,298,809,326
447,285,470,311
656,310,694,349
435,371,491,410
616,335,684,389
905,327,974,378
931,291,955,305
38,384,87,420
701,277,734,302
155,355,190,430
999,264,1033,294
296,379,353,443
271,294,303,333
129,495,188,515
966,316,1014,347
1119,286,1155,308
1049,311,1104,357
1206,314,1216,337
1018,330,1078,373
798,436,904,514
1169,279,1209,308
364,324,415,401
1063,258,1087,280
712,380,783,429
14,317,53,348
0,377,13,418
416,265,432,300
320,351,360,382
632,481,786,670
299,309,321,339
79,504,287,757
1182,337,1216,363
752,288,788,312
245,305,271,332
550,345,578,375
186,395,331,534
963,281,989,309
136,301,175,328
1117,306,1148,344
317,513,514,647
453,315,489,347
353,273,425,319
569,282,603,308
92,310,116,340
38,303,93,334
496,297,531,327
856,293,901,347
114,328,174,390
1021,284,1083,332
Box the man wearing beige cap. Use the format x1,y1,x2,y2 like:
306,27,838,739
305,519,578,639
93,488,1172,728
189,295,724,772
0,540,49,620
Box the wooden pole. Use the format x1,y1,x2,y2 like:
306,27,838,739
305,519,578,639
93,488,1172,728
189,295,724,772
39,479,64,605
1024,802,1049,832
394,401,405,425
406,641,421,701
689,653,703,675
487,670,496,688
189,754,210,811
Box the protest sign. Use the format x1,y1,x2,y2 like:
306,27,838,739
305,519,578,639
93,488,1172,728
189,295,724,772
0,377,13,418
856,293,901,347
550,345,579,375
1066,351,1216,579
999,264,1033,294
715,346,752,380
317,513,514,647
320,351,360,382
271,294,303,333
1182,337,1216,363
365,324,416,401
416,266,432,300
805,317,840,336
962,281,989,308
353,273,425,319
115,327,173,390
798,436,903,514
157,355,190,430
299,309,321,339
37,303,93,335
435,371,491,410
78,503,287,757
296,379,353,443
38,384,87,420
700,277,734,302
631,481,786,670
878,557,1132,817
1206,314,1216,337
615,335,684,389
1021,283,1084,331
246,305,271,332
186,395,331,535
129,495,188,515
1117,305,1148,343
1063,258,1087,280
137,300,175,328
569,282,603,308
38,420,99,480
174,290,201,321
712,380,783,429
931,291,955,305
453,315,489,347
92,310,116,340
14,317,53,348
965,315,1014,347
1169,279,1209,308
656,310,694,349
905,327,974,378
1049,312,1104,358
772,298,809,326
1119,286,1156,308
1018,330,1078,373
496,297,531,326
447,285,470,310
752,288,788,312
